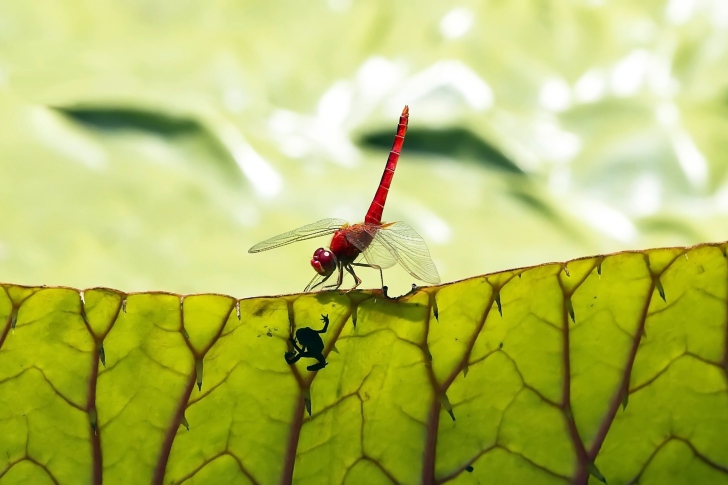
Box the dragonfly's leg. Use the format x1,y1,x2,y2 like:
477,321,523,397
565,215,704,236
305,272,332,292
351,262,384,289
322,262,344,291
344,264,362,291
305,273,317,292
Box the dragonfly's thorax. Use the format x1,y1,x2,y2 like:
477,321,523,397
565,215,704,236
329,229,362,264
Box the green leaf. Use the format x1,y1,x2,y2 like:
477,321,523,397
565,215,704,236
2,242,728,484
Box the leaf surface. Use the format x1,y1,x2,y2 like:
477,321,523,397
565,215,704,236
1,243,728,484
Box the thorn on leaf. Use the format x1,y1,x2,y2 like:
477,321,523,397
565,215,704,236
304,397,312,417
566,298,575,323
98,344,106,367
196,359,204,391
439,393,455,421
89,407,97,431
587,462,607,483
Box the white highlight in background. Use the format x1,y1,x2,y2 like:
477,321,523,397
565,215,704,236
575,199,637,242
654,101,708,189
439,8,474,39
317,81,353,126
574,69,607,103
671,130,708,189
218,124,283,198
395,60,494,111
422,216,452,245
268,89,360,167
630,175,662,216
610,50,650,97
30,107,107,170
539,77,572,112
666,0,696,24
712,0,728,28
534,121,582,163
356,57,405,101
655,101,679,125
268,110,310,159
404,203,453,245
328,0,352,12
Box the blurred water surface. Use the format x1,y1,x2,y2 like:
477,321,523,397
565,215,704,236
1,0,728,296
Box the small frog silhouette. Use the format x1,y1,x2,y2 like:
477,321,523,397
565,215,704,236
285,314,329,371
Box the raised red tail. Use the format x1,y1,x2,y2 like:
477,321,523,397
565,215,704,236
364,106,409,225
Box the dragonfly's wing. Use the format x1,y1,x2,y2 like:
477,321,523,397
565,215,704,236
362,237,398,269
248,218,347,253
366,222,440,284
343,225,397,269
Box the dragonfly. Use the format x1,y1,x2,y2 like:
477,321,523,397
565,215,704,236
249,106,440,292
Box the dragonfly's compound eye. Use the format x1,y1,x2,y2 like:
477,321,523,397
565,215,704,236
311,247,336,275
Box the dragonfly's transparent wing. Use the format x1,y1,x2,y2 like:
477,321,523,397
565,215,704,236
248,218,347,253
366,222,440,284
343,225,397,269
362,237,398,269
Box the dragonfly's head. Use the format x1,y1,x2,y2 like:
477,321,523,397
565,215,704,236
311,248,337,276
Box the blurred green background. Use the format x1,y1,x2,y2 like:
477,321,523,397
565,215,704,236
1,0,727,297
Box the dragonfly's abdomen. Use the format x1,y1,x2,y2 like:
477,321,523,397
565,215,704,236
364,106,409,225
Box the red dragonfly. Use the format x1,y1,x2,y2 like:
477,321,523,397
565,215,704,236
249,106,440,292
